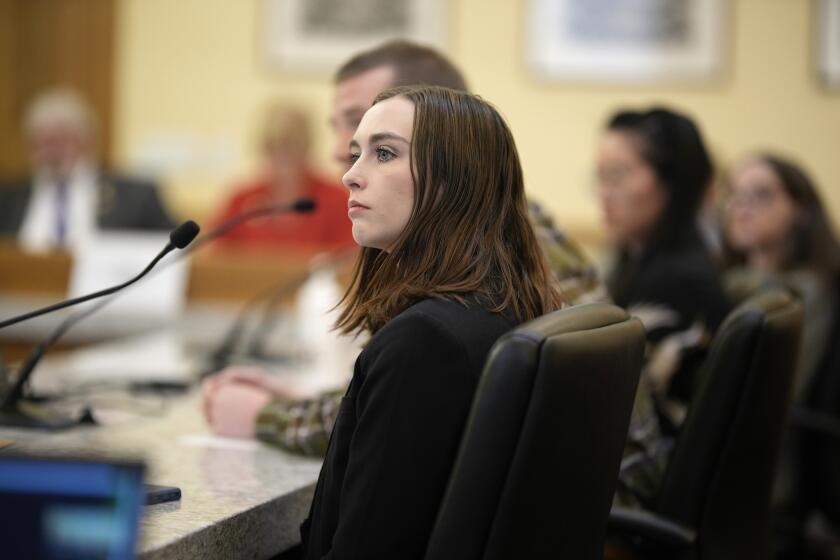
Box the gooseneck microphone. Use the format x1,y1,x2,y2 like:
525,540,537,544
0,197,316,330
0,221,200,428
0,221,200,330
182,198,316,255
0,198,316,428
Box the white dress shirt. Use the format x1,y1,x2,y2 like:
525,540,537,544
18,164,99,253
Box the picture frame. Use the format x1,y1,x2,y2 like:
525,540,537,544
816,0,840,89
264,0,446,72
526,0,729,84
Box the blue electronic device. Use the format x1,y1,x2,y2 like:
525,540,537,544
0,454,145,560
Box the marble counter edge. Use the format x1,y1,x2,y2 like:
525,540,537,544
139,482,316,560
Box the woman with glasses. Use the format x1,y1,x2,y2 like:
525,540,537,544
724,153,840,386
723,153,840,558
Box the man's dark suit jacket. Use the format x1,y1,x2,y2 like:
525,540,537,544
301,297,516,560
0,173,174,236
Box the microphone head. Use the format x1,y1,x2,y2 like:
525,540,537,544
170,220,201,249
292,198,317,213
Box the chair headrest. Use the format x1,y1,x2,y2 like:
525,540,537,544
718,289,797,334
505,303,632,345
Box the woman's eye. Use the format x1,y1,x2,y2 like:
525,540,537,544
349,152,360,164
376,147,396,162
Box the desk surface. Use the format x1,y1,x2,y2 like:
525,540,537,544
0,243,349,557
0,343,323,559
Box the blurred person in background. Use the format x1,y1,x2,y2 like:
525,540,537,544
723,153,840,558
0,87,174,251
211,101,355,252
201,39,602,455
597,107,731,507
724,153,840,399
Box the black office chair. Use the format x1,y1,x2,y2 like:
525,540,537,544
775,275,840,556
608,289,803,560
424,303,646,560
797,313,840,525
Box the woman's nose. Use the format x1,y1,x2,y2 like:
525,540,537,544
342,162,364,191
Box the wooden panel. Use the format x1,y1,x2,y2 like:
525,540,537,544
0,245,358,361
187,251,315,303
0,0,115,180
0,243,328,304
0,0,17,178
0,242,72,296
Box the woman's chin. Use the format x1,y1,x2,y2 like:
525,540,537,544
352,233,381,251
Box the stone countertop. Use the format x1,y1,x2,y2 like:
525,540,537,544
0,391,323,559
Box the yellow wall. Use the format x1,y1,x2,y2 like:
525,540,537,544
115,0,840,246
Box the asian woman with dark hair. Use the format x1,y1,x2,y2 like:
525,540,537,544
597,107,730,429
597,107,732,510
300,86,564,559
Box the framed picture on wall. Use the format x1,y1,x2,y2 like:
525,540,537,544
264,0,446,71
817,0,840,89
526,0,729,83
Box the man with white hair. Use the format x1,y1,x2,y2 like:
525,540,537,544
0,88,173,250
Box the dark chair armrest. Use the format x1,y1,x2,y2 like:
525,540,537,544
608,507,696,550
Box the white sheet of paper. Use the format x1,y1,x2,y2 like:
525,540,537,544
61,331,196,383
28,331,198,397
179,434,261,451
69,232,188,322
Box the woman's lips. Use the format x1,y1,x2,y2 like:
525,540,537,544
348,200,369,215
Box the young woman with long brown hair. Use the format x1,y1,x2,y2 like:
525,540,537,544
724,153,840,399
300,85,563,559
723,154,840,556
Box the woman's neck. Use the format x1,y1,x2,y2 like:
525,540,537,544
746,244,788,274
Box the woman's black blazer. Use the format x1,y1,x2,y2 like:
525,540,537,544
301,297,516,560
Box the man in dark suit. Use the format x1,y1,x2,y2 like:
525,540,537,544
0,88,173,251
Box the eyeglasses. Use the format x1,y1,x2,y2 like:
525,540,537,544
725,183,784,209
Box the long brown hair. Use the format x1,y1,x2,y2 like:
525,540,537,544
335,86,564,335
723,153,840,280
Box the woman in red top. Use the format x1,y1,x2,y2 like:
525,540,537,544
212,102,355,252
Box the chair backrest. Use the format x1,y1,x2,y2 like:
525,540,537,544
657,289,802,559
424,303,646,560
800,273,840,524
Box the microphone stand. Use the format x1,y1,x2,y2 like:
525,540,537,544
202,271,310,377
0,199,316,429
0,299,106,429
245,247,356,360
204,245,357,375
0,224,199,429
